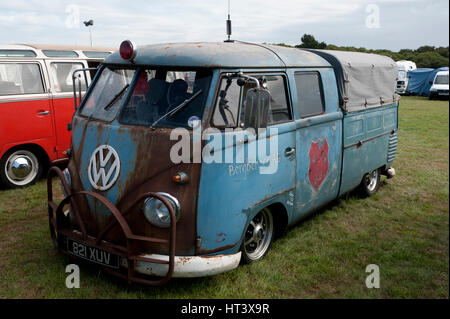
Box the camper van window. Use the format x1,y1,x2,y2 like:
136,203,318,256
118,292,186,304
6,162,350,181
120,69,211,128
49,62,86,93
0,63,44,95
42,50,79,58
294,71,325,118
0,50,37,57
435,74,449,85
80,67,135,122
82,51,111,59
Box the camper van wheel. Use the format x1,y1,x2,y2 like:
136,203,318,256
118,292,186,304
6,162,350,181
0,149,43,189
359,169,380,197
241,208,274,264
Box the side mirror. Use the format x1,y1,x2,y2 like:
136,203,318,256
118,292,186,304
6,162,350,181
241,88,271,129
429,81,433,85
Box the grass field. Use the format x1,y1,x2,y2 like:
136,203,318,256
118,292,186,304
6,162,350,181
0,96,448,299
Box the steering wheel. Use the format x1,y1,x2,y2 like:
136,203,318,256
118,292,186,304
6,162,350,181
166,79,188,113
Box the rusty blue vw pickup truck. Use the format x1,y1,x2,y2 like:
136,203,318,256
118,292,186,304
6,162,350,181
48,40,398,285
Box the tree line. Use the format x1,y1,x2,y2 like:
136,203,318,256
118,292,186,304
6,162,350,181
273,34,449,69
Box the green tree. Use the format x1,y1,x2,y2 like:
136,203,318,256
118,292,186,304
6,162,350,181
415,51,449,68
296,34,327,49
436,47,449,58
416,46,435,53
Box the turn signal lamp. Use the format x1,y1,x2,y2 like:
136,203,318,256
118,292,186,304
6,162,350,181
172,172,189,184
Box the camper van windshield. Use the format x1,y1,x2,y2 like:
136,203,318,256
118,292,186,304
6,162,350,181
398,71,406,80
435,74,449,85
119,68,212,128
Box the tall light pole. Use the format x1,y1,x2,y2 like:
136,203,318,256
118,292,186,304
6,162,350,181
83,19,94,46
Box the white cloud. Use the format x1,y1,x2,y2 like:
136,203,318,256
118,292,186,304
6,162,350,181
0,0,448,50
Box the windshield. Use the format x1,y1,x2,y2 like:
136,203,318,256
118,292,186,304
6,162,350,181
120,69,211,128
80,66,135,121
434,74,449,85
398,71,406,80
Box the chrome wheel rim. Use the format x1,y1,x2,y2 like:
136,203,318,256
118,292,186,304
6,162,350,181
244,208,273,261
4,150,39,186
365,170,378,192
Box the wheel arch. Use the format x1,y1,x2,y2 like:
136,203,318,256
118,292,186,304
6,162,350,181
265,202,289,238
243,200,290,241
1,143,50,163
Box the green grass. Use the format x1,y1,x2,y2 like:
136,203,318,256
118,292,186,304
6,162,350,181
0,96,448,298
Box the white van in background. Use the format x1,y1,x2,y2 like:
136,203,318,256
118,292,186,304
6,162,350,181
396,60,417,94
429,70,449,100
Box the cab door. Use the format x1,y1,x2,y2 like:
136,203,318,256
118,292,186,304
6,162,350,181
0,61,53,151
291,69,343,221
45,60,89,159
197,72,297,253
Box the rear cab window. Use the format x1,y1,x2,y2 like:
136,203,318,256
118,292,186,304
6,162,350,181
294,71,325,118
0,63,45,95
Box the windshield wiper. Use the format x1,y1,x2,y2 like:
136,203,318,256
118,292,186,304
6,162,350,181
150,89,203,129
103,84,129,111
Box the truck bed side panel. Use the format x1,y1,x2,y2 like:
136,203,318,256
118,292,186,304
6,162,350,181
339,103,398,195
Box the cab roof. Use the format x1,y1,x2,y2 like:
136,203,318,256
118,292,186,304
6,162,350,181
104,42,331,68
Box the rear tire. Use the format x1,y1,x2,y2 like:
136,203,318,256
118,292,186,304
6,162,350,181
240,208,274,264
0,148,43,188
359,168,380,197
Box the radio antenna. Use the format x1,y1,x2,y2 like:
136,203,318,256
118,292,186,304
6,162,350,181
225,0,233,42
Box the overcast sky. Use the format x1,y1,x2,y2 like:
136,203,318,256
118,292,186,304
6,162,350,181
0,0,448,51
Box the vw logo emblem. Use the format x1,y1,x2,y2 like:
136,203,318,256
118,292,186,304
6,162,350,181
88,145,121,191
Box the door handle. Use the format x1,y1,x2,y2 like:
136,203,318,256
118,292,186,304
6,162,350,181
285,147,296,157
37,111,50,116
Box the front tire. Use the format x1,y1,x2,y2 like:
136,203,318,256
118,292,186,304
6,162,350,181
241,208,274,264
359,168,380,197
0,149,43,188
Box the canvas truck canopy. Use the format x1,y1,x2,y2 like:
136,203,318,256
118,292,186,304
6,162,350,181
308,49,399,112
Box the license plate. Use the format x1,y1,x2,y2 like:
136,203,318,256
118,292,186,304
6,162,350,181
67,239,119,269
438,92,449,96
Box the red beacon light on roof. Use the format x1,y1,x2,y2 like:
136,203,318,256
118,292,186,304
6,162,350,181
119,40,136,61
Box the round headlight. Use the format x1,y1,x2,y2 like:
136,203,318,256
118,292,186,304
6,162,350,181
142,192,181,228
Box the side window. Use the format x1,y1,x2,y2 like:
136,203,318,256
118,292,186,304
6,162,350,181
0,63,44,95
241,75,291,125
212,74,292,128
263,75,291,124
49,62,86,93
212,77,241,127
294,72,325,118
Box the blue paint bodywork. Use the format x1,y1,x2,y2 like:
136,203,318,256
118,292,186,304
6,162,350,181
71,42,398,257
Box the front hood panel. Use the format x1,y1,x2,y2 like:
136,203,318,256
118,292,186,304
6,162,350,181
69,116,200,255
